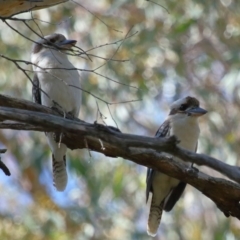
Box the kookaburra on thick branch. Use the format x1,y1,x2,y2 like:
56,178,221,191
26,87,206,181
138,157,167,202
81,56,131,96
31,33,82,191
146,96,207,236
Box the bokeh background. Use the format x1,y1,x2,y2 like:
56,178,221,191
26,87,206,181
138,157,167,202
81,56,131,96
1,0,240,239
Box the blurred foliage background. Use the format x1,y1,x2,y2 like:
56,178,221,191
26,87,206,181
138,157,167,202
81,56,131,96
1,0,240,239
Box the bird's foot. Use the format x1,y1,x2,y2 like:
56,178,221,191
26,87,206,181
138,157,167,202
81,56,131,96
186,166,199,176
107,126,122,133
51,102,75,120
94,121,105,128
67,111,75,120
51,101,64,115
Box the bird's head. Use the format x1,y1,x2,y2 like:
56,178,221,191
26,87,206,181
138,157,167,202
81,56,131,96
169,96,207,121
32,33,77,55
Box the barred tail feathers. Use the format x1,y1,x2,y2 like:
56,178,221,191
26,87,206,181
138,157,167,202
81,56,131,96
147,198,164,237
52,154,67,191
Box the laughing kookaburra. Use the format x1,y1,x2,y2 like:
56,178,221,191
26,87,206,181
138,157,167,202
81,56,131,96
31,33,82,191
146,96,207,236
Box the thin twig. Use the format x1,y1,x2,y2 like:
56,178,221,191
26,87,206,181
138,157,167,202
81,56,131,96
71,0,122,33
93,26,134,71
106,103,119,129
85,31,138,53
146,0,170,14
0,149,10,176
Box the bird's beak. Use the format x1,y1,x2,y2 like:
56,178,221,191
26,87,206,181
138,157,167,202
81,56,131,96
58,39,77,49
186,107,207,117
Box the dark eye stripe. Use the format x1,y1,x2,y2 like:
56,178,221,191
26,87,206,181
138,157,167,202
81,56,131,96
169,108,177,115
179,104,188,111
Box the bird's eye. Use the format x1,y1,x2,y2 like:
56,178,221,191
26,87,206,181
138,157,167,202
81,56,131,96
179,104,188,111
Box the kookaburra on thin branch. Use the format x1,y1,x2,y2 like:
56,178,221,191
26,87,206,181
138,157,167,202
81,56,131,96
31,33,82,191
146,96,207,236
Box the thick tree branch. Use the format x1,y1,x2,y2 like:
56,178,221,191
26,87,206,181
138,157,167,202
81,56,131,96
0,94,240,219
0,0,68,18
